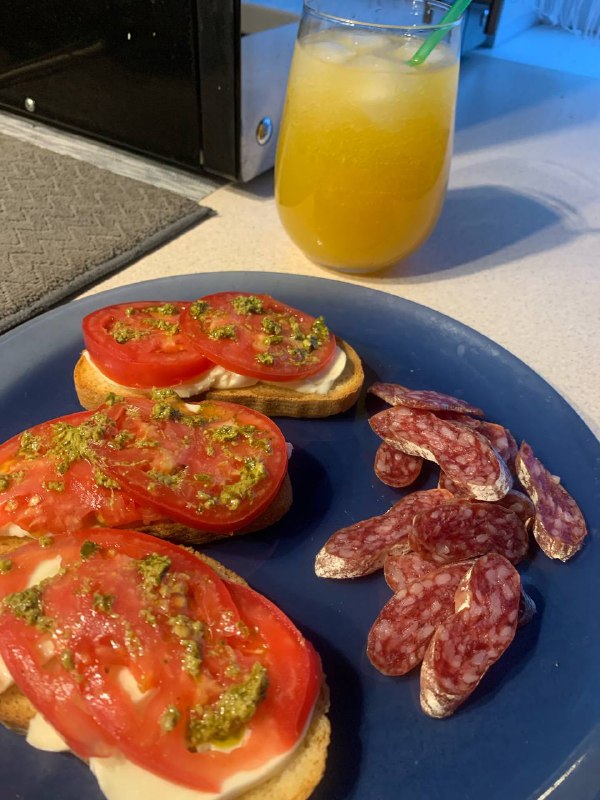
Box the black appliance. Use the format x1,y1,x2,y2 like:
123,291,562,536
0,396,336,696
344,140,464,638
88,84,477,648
0,1,502,182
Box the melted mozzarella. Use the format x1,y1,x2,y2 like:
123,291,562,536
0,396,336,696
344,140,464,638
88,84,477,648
26,713,70,752
26,555,62,588
82,351,256,397
0,522,33,538
83,345,346,397
0,656,14,693
116,667,149,703
90,735,298,800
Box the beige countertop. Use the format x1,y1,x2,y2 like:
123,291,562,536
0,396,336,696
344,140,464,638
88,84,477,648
84,54,600,439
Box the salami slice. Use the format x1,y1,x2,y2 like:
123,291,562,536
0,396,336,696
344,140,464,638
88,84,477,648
515,442,588,561
436,476,535,531
369,407,512,501
494,490,535,529
409,500,529,565
436,413,518,475
314,489,454,579
368,561,474,676
384,550,439,593
369,383,484,417
420,553,521,718
374,442,422,488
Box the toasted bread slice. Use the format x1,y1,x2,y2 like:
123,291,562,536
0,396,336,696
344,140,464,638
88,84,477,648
0,536,330,800
140,472,293,545
74,338,364,418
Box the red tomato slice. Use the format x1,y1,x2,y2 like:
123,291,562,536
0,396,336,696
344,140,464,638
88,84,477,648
0,529,322,792
90,396,288,533
180,292,336,381
82,301,213,388
0,412,163,536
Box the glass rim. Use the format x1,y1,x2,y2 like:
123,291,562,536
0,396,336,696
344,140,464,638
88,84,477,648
302,0,463,32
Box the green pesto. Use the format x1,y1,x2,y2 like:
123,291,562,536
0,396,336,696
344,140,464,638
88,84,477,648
18,431,42,458
311,315,329,342
231,295,264,315
50,412,114,474
196,490,217,513
150,388,180,402
60,650,75,671
134,438,160,449
189,300,209,319
255,352,275,366
168,614,204,640
182,640,202,677
113,430,135,449
219,457,267,511
93,468,120,490
3,586,52,630
38,535,54,549
147,318,179,335
92,592,115,613
139,608,157,626
103,392,124,407
151,401,182,422
263,334,283,346
0,471,25,492
208,424,241,443
137,553,171,591
288,317,304,341
42,480,65,493
144,303,180,316
110,322,148,344
261,317,282,336
80,540,101,560
0,559,13,574
125,307,138,317
208,324,237,341
193,473,213,485
187,662,268,748
160,706,181,732
147,468,186,491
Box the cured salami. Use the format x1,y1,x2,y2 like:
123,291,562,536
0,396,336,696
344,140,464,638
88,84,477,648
314,489,454,579
369,382,484,417
437,413,518,475
409,500,529,565
494,490,535,529
383,550,439,593
515,441,588,561
369,406,512,501
374,442,422,488
420,553,521,718
436,476,535,530
368,562,474,676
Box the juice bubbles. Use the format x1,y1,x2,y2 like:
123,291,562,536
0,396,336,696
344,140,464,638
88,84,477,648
275,30,460,273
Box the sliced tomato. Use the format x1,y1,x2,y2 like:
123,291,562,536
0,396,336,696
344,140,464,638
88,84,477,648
180,291,336,381
0,412,163,536
82,301,214,388
90,396,288,533
0,529,322,792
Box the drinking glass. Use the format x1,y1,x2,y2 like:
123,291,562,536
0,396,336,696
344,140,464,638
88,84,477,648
275,0,463,274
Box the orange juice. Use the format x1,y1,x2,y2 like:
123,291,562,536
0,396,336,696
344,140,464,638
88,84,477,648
275,30,460,273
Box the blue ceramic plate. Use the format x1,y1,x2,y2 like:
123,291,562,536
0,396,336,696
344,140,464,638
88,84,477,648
0,273,598,800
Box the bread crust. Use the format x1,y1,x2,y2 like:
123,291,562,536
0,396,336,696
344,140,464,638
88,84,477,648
74,338,364,418
0,537,330,800
139,473,293,545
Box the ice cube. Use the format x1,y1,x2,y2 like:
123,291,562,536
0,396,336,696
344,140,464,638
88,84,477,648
351,53,396,73
337,29,392,55
305,39,355,64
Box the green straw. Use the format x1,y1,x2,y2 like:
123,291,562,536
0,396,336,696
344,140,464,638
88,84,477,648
408,0,474,66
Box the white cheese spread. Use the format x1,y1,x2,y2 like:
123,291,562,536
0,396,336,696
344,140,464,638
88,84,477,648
82,346,346,398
